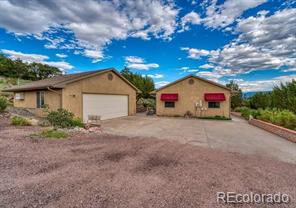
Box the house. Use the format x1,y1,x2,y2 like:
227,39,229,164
3,68,140,122
153,75,231,118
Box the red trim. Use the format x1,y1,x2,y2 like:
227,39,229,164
161,93,178,101
204,93,225,101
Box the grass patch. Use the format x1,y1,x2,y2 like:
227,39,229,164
11,116,31,126
198,115,231,120
39,129,68,139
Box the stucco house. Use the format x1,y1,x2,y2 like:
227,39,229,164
153,75,231,118
3,68,140,122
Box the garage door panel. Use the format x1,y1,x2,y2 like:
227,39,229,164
83,94,128,122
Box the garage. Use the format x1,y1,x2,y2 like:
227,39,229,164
83,94,128,122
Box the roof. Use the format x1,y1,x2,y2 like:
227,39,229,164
152,74,230,93
2,68,140,93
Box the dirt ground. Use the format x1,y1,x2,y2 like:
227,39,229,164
1,118,296,208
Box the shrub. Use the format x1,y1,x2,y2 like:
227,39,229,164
234,106,249,112
47,108,84,128
137,98,156,108
0,96,8,112
11,116,31,126
257,108,296,130
70,118,84,128
40,129,68,139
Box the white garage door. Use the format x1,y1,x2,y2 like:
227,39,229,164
83,94,128,122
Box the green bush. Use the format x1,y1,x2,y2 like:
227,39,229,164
235,106,296,130
47,108,84,128
11,116,31,126
137,98,156,108
0,96,8,112
234,106,249,113
40,129,68,139
257,108,296,130
70,118,84,128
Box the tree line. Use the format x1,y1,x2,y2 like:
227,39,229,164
0,54,62,81
121,67,155,101
228,80,296,113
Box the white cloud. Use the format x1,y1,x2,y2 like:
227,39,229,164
83,49,104,63
42,61,73,70
127,63,159,70
1,49,73,70
56,53,67,58
125,56,159,70
203,0,267,28
147,73,164,79
180,11,201,32
182,9,296,76
199,64,214,69
125,56,144,64
155,81,170,88
188,69,199,72
179,66,198,73
1,49,48,62
196,71,222,82
233,75,296,92
181,67,189,70
181,47,213,59
0,0,179,62
283,68,296,72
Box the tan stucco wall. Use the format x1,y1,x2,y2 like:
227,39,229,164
62,71,137,119
156,77,231,118
13,90,62,116
14,90,61,109
14,91,36,108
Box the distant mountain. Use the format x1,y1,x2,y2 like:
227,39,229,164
243,91,271,98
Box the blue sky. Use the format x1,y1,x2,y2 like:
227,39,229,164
0,0,295,92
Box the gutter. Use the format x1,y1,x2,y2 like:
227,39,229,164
47,86,62,95
47,87,63,108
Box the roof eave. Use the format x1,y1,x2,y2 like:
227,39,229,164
154,74,230,92
2,86,63,92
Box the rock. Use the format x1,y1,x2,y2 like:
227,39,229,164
85,123,101,129
69,126,102,134
88,126,102,133
38,119,51,127
29,118,39,126
0,111,11,118
8,107,35,117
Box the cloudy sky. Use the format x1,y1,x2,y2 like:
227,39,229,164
0,0,295,92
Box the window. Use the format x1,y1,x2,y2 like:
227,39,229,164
15,92,25,100
188,78,194,85
208,102,220,108
36,91,45,108
165,101,175,108
107,73,113,80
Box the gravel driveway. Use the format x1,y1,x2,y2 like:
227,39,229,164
102,115,296,164
1,117,296,207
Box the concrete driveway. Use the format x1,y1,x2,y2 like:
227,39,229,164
101,115,296,164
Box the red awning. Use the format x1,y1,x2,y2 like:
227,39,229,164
204,93,226,101
161,93,178,101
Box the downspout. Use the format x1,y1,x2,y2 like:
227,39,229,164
47,87,62,109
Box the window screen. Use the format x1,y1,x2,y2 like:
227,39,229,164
165,101,175,108
208,102,220,108
36,91,45,108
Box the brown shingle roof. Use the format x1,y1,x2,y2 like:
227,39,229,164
152,74,230,93
2,68,140,92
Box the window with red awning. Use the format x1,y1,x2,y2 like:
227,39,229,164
204,93,225,101
161,93,178,101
